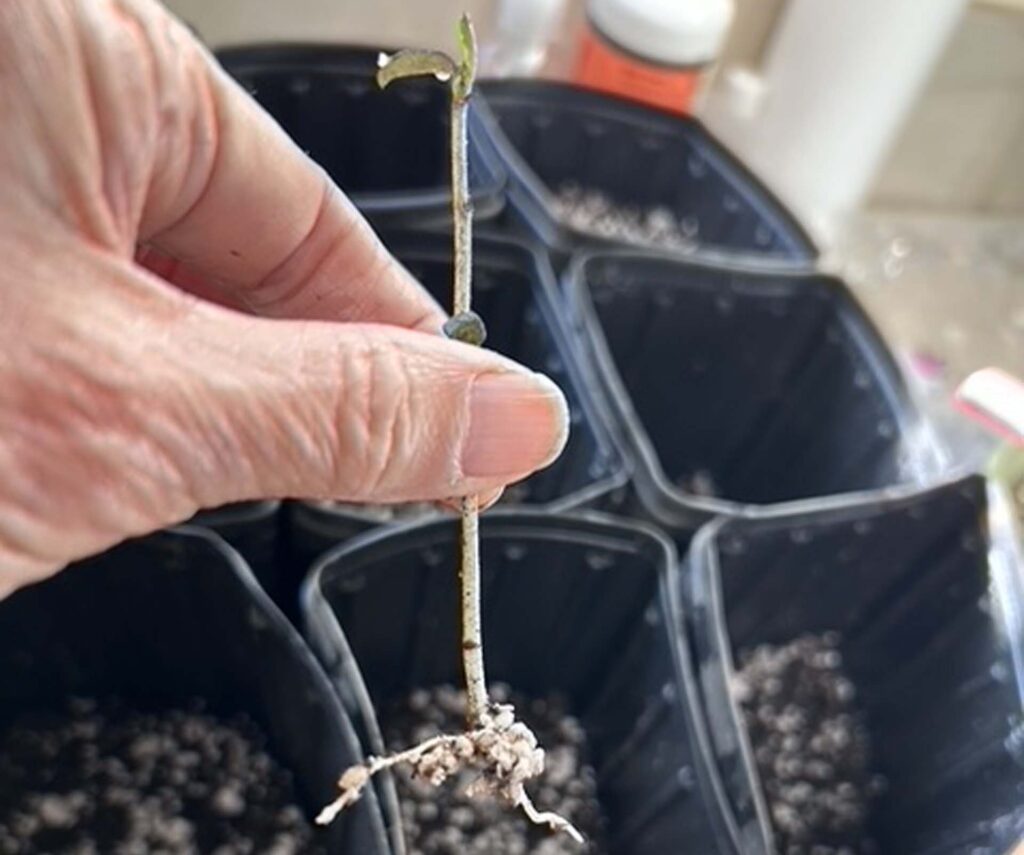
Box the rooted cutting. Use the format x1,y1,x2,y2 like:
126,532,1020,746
316,14,581,845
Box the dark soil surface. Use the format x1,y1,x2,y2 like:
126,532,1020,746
0,698,324,855
734,633,883,855
384,684,606,855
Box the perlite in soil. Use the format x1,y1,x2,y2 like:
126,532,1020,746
0,697,323,855
733,632,885,855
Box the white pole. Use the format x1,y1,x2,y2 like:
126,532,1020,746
704,0,968,243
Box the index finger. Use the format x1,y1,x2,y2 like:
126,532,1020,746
134,2,444,331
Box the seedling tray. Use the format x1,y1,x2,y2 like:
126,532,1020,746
302,511,737,855
683,475,1024,854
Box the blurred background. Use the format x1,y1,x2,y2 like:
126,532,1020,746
172,0,1023,485
169,0,1022,380
169,0,1024,218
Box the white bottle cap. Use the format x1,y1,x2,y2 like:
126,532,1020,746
588,0,735,67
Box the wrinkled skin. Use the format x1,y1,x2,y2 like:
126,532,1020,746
0,0,568,596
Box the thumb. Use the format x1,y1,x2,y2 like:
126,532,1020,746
0,245,568,594
155,303,570,510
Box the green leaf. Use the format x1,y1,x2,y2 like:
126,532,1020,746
376,49,455,90
452,13,478,102
457,13,476,74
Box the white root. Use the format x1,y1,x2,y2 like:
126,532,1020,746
316,707,583,843
517,787,585,844
315,733,458,825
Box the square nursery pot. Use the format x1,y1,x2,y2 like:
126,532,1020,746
565,250,946,534
217,44,506,227
190,500,282,600
301,511,738,855
0,527,389,854
683,475,1024,854
284,231,629,604
474,80,816,267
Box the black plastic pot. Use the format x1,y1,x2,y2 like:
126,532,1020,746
565,250,945,532
285,231,629,587
683,475,1024,854
474,80,816,265
302,511,737,855
191,500,283,601
217,44,506,226
0,527,389,854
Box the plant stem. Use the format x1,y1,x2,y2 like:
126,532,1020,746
451,82,472,318
448,15,486,728
459,494,487,725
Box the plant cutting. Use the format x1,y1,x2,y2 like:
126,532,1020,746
315,15,582,845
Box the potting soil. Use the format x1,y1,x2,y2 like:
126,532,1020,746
733,633,881,855
0,697,324,855
551,184,699,253
385,684,606,854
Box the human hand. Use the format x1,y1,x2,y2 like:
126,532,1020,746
0,0,568,595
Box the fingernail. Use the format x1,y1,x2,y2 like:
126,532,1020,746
463,372,569,478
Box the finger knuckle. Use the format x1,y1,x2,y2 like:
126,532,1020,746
337,334,415,499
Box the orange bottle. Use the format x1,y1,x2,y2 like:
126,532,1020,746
573,0,734,115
